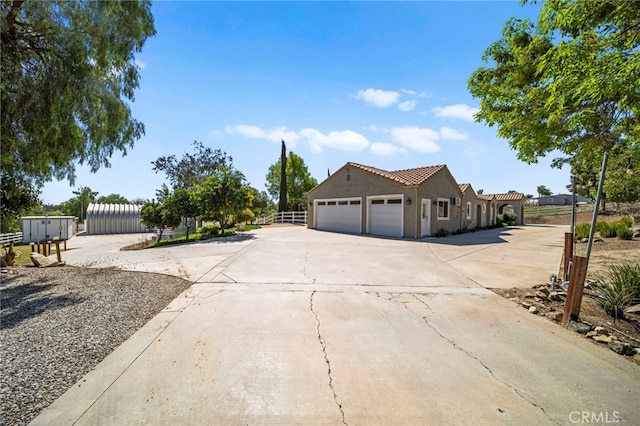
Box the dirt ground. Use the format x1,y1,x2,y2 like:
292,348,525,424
495,211,640,364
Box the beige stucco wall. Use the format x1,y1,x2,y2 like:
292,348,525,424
308,164,465,238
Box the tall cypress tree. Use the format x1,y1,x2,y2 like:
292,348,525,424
278,140,287,212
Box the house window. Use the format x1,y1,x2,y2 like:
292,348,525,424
318,201,326,206
350,200,361,205
548,197,554,202
338,201,348,205
371,199,384,205
387,199,402,204
327,201,336,205
466,202,472,220
437,198,450,220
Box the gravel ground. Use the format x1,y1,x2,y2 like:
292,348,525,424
0,266,191,426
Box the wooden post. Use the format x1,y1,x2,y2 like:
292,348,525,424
53,237,62,263
30,243,35,252
36,241,40,254
64,239,67,251
47,241,52,256
563,255,588,323
563,232,573,281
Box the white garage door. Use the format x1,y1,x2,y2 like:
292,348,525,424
315,199,362,233
368,197,403,237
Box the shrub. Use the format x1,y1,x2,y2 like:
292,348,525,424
496,214,504,224
574,223,590,241
197,224,221,236
618,216,633,228
434,228,449,238
595,220,616,238
503,212,517,225
615,222,633,240
237,208,255,223
591,262,640,319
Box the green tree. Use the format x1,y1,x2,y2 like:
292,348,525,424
249,188,276,218
537,185,552,197
278,140,287,212
62,187,98,222
152,141,232,189
140,200,181,243
468,1,639,180
164,188,199,240
266,152,318,211
97,194,130,204
0,173,39,232
1,1,156,224
195,167,252,230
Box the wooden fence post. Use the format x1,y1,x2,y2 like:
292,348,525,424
563,255,588,323
54,237,62,263
30,243,35,252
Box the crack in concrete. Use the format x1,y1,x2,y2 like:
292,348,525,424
410,296,561,426
309,291,347,425
302,247,317,284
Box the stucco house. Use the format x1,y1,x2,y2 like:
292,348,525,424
306,162,525,238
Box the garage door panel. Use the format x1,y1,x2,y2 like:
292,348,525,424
316,199,361,234
369,197,403,237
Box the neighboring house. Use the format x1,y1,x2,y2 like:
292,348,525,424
86,203,148,235
534,194,591,206
306,162,525,238
21,216,75,243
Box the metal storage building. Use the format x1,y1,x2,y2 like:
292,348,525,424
22,216,75,243
86,203,148,235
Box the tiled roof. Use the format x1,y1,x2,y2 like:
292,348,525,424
459,183,471,193
489,192,525,201
348,162,446,186
477,194,494,201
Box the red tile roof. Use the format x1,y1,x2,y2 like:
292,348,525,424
348,162,446,186
459,183,471,193
477,194,494,201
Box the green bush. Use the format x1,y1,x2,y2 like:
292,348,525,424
618,216,633,228
197,224,221,236
615,222,633,240
575,223,590,240
496,214,504,224
434,228,449,238
591,263,640,319
503,212,517,224
595,220,616,238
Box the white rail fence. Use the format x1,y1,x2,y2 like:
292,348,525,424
0,232,23,245
255,211,308,225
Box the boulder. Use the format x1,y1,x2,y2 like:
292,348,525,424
570,321,592,334
594,326,608,335
30,253,64,268
608,341,633,356
592,335,613,344
521,301,532,309
545,311,563,322
529,306,538,314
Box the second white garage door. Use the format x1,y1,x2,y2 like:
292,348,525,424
368,196,403,237
315,198,362,234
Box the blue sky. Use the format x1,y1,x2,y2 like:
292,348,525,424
42,1,571,205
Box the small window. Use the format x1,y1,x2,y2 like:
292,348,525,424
338,201,348,205
548,198,554,202
346,174,351,181
466,202,472,220
327,201,337,205
318,201,326,206
437,198,450,220
350,200,361,205
371,199,384,205
388,199,402,204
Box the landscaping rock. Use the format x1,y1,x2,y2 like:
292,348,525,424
593,335,613,344
521,301,532,309
633,354,640,363
30,253,64,268
535,290,548,300
594,326,608,335
529,306,538,314
586,331,597,337
570,321,592,334
545,311,563,322
608,341,633,356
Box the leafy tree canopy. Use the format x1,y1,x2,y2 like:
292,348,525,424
195,166,252,230
62,187,98,221
1,0,155,224
96,193,130,204
537,185,552,197
152,141,232,189
266,152,318,211
468,0,639,171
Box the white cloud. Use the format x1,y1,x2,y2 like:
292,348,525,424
400,89,416,96
301,128,369,153
368,124,378,132
225,125,299,145
431,104,479,121
440,127,468,141
398,100,417,112
390,126,441,154
354,88,400,108
371,142,401,156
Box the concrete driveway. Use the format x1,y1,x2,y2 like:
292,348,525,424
32,225,640,425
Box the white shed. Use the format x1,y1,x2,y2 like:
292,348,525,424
86,203,148,235
21,216,75,243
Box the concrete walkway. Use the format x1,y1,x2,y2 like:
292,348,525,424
31,225,640,425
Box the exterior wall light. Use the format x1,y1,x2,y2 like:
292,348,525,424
405,198,412,206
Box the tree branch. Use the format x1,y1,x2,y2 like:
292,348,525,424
1,0,26,46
